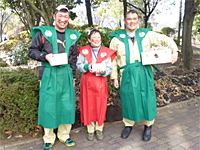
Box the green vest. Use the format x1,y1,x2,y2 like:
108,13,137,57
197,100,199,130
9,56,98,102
32,26,81,128
110,29,157,122
110,28,152,65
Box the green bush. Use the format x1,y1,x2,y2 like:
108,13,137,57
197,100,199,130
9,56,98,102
0,58,8,67
161,27,175,37
18,31,30,42
0,40,22,52
77,26,114,48
0,68,39,138
9,41,31,66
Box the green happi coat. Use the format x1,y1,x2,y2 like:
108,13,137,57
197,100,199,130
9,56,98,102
110,29,156,122
31,26,81,128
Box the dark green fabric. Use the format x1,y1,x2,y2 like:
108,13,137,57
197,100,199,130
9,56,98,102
32,26,81,128
111,29,156,121
84,64,89,71
101,71,106,76
110,30,130,65
39,64,75,128
119,61,156,121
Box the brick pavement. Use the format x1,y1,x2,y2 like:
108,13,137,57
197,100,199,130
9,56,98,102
1,98,199,150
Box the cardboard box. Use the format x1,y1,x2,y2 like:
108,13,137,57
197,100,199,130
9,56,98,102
141,47,172,65
49,53,68,66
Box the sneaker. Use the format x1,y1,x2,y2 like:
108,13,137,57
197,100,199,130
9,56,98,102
42,143,53,150
96,130,104,140
59,138,75,147
87,132,94,141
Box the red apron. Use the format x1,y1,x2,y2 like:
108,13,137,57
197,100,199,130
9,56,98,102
78,45,116,126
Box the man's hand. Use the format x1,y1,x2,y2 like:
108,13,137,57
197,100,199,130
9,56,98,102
171,51,178,64
113,79,119,88
45,53,54,63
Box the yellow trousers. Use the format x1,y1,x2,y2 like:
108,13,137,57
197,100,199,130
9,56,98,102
87,122,104,133
123,118,155,127
43,124,72,144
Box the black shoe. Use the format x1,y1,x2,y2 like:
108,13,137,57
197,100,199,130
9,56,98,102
142,125,152,141
121,126,132,139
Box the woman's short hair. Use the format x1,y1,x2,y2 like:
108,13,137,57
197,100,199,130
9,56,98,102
88,29,102,39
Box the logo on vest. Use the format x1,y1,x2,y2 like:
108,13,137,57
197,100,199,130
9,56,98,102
45,30,52,37
82,49,88,55
70,34,77,40
101,52,107,58
139,32,145,37
119,34,126,38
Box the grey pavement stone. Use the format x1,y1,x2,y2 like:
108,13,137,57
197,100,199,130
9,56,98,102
180,141,196,149
168,145,186,150
190,143,200,150
116,145,133,150
142,142,160,149
1,98,199,150
191,136,200,144
154,143,172,150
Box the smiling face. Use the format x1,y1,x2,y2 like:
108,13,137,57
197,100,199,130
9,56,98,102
124,12,140,33
88,32,102,48
54,10,70,32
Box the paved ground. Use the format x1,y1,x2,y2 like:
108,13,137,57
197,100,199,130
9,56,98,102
1,98,199,150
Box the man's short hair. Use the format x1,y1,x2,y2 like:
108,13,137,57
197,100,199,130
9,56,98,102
125,9,140,19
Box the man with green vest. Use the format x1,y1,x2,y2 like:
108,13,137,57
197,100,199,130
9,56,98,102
28,5,81,150
109,9,179,141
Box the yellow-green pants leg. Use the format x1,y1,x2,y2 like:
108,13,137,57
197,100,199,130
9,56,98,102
87,122,104,133
43,124,72,143
123,118,155,127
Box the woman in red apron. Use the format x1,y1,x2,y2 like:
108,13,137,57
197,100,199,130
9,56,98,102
76,29,116,141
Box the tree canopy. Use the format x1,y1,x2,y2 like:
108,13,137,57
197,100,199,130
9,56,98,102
2,0,82,32
126,0,160,28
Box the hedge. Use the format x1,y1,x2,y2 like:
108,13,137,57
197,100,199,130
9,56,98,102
0,68,39,138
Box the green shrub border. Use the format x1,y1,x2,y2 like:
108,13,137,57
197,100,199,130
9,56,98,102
0,68,39,138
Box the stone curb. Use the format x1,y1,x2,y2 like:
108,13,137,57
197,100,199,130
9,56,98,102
1,96,200,149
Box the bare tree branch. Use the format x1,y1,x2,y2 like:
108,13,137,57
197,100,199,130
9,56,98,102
127,2,145,14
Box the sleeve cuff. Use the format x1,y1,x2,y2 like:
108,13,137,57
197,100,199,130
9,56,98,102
101,71,106,76
84,64,89,71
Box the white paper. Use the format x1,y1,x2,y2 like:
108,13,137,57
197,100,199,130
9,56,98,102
49,53,68,66
91,63,106,72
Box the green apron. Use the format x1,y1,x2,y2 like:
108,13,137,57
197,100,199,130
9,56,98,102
110,29,156,122
31,26,81,128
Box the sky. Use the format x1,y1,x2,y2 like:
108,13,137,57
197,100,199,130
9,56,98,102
71,0,184,31
150,0,184,31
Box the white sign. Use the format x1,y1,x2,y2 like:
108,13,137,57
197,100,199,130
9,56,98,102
49,53,68,66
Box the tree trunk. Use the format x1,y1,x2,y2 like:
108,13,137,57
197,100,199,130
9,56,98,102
0,22,3,42
177,0,182,46
85,0,93,27
181,0,199,70
144,16,148,28
123,0,127,19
